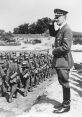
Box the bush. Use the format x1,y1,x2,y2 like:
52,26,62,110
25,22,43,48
32,39,41,44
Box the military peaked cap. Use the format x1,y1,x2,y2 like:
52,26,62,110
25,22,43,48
54,8,68,16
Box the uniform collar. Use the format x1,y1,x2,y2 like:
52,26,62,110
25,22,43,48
59,21,66,30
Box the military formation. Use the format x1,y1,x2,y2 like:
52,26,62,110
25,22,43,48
0,50,55,103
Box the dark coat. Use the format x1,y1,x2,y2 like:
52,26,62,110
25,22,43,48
49,23,74,69
6,62,20,83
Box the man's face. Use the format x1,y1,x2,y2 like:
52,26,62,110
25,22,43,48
55,15,65,26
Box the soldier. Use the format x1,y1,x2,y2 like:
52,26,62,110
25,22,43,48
32,56,40,86
1,59,10,92
0,64,7,97
6,58,20,103
20,60,31,97
49,9,74,113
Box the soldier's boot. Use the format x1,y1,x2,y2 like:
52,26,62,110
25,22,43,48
7,86,11,92
34,75,38,86
23,91,28,97
28,87,33,92
8,84,17,103
44,74,46,81
54,87,70,113
1,83,7,97
38,74,40,84
23,78,30,97
28,76,33,92
45,69,47,77
38,75,41,84
38,73,41,83
0,85,4,97
50,68,52,77
8,96,13,103
45,71,47,79
48,69,50,78
36,75,39,85
6,82,11,92
36,74,38,85
40,73,43,82
13,88,18,98
42,72,45,81
49,68,52,77
41,72,44,82
4,77,10,92
39,74,42,82
63,87,70,107
43,70,46,81
33,76,36,87
19,80,23,88
48,69,51,77
47,69,49,78
31,75,34,87
50,68,52,76
33,75,37,87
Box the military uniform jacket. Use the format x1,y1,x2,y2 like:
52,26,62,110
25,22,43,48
6,62,19,79
49,23,74,69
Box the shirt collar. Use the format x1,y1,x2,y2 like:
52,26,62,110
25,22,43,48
59,21,66,30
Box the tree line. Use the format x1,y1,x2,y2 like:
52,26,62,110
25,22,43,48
0,17,82,44
13,17,51,34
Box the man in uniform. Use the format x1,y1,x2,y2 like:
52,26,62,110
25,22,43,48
0,65,6,97
49,9,74,113
6,58,20,103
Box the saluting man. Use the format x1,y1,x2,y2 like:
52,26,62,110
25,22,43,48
49,8,74,113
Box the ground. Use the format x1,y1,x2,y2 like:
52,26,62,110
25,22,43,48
17,69,82,117
0,75,55,117
0,69,82,117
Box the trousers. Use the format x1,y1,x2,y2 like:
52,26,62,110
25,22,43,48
56,69,71,104
56,69,70,88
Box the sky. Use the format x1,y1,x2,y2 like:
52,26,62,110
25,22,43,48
0,0,82,32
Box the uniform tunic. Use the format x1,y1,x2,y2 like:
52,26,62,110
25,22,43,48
6,62,19,84
49,23,74,88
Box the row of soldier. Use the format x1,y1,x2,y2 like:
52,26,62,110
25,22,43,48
0,50,55,103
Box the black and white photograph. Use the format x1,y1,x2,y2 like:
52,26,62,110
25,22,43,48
0,0,82,117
